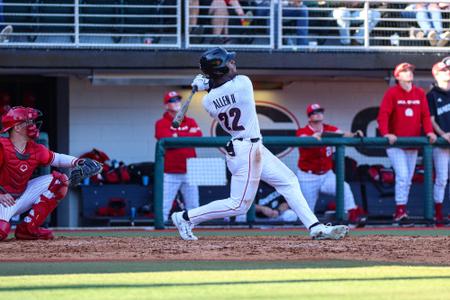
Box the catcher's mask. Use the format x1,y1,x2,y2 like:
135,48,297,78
200,47,236,79
1,106,42,139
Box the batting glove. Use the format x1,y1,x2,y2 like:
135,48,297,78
192,74,209,92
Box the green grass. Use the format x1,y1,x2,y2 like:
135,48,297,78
0,266,449,300
1,229,449,299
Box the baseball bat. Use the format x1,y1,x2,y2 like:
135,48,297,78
172,86,197,128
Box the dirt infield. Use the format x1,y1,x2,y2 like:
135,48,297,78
1,234,449,265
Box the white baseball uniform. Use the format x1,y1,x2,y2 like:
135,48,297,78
386,148,418,205
186,75,319,228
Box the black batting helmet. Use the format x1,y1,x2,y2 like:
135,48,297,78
200,47,236,78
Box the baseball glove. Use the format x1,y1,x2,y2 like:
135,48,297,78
69,158,103,187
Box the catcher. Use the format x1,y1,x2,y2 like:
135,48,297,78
0,107,102,241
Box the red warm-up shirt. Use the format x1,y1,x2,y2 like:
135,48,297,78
0,137,54,197
296,124,339,174
155,112,202,173
377,84,433,137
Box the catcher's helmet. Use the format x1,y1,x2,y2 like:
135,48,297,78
1,106,41,133
200,47,236,78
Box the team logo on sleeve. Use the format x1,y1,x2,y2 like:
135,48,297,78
211,101,300,157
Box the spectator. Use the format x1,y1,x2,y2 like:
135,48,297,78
296,103,365,227
282,0,309,46
154,91,202,223
427,59,450,227
331,1,381,45
209,0,252,43
402,3,450,47
377,62,437,225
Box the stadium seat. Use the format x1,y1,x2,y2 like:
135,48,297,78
34,0,74,43
79,0,122,43
2,0,39,42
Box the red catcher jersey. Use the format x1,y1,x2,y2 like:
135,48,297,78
377,84,433,137
0,137,54,197
296,124,339,174
155,112,202,173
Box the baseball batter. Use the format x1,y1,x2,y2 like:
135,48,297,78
296,103,364,226
377,62,437,224
427,59,450,226
172,47,349,240
0,107,101,240
155,91,202,222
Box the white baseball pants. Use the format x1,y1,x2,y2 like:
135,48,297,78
386,147,418,205
433,147,450,204
296,169,357,212
0,175,54,221
187,140,319,228
163,173,199,222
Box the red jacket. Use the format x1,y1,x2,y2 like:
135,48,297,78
155,112,202,173
377,84,433,137
296,124,339,174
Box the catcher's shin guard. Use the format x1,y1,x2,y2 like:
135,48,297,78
15,171,68,240
0,219,11,241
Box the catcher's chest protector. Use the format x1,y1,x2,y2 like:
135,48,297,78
0,138,50,196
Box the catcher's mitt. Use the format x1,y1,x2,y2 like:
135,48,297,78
69,158,103,187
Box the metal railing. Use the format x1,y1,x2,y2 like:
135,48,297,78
0,0,182,48
279,0,450,51
153,136,446,229
0,0,448,51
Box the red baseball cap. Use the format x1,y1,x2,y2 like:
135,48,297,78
163,91,181,104
394,62,415,78
306,103,325,116
432,61,450,77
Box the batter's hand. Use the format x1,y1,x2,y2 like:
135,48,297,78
427,132,437,144
384,134,397,145
191,74,209,91
0,194,15,207
442,132,450,143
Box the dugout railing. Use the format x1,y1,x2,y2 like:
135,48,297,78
153,136,450,229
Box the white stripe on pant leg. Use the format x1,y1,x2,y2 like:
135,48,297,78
433,147,449,204
387,148,414,205
261,146,319,228
163,173,183,222
0,175,53,221
296,169,321,211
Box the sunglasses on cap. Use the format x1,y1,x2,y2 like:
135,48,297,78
167,97,181,103
308,109,324,117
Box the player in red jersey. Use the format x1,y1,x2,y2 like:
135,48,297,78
296,103,365,226
377,62,437,224
155,91,202,223
0,107,100,240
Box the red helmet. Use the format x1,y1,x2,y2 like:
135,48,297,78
1,106,42,138
163,91,182,104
